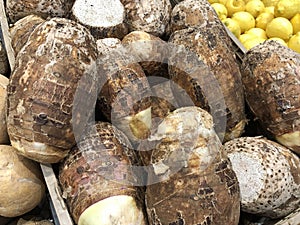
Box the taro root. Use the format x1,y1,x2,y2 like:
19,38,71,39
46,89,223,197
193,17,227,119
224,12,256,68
0,42,9,76
0,75,9,144
144,106,240,225
122,31,169,79
97,39,173,143
168,25,246,142
9,15,45,57
224,136,300,219
6,0,75,23
120,0,172,37
0,145,45,217
241,40,300,154
59,122,147,225
7,18,98,163
275,207,300,225
167,0,229,38
96,38,122,55
71,0,128,39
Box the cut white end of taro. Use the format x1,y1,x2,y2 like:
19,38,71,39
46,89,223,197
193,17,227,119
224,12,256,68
10,139,69,163
73,0,125,28
72,0,128,38
228,152,265,203
224,136,300,218
78,195,146,225
113,107,152,141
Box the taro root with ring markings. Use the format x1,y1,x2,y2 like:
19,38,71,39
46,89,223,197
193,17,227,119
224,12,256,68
241,40,300,155
144,106,240,225
168,25,246,142
59,122,147,225
7,18,98,163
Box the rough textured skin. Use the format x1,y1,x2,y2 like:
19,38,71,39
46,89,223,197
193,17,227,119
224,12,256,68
122,31,169,79
71,0,128,39
59,122,147,224
0,42,9,76
0,145,45,217
121,0,172,37
168,26,246,142
0,75,9,144
274,207,300,225
97,39,173,142
7,18,98,163
224,136,300,218
167,0,231,46
9,15,45,57
144,106,240,225
6,0,75,23
241,40,300,154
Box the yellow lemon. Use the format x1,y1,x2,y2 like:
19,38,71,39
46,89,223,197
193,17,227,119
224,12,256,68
208,0,220,3
263,6,275,14
256,12,274,29
290,13,300,34
222,18,242,38
239,33,257,44
274,0,300,19
261,0,279,7
288,32,300,53
226,0,246,17
268,37,288,46
245,27,267,39
232,11,256,33
266,17,293,40
243,37,266,50
246,0,265,18
211,3,228,20
219,0,228,4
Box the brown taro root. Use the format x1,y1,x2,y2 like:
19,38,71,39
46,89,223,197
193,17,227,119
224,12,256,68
59,122,147,225
0,42,9,76
97,38,173,143
0,75,9,144
167,0,232,44
241,40,300,154
7,18,98,163
9,15,45,57
71,0,128,39
144,106,240,225
6,0,75,23
0,145,45,217
120,0,172,37
168,25,246,142
224,136,300,219
122,31,169,79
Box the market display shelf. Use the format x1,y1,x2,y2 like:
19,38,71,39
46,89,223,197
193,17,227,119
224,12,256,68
0,0,298,224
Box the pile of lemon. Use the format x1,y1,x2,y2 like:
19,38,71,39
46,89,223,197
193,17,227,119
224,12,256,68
209,0,300,53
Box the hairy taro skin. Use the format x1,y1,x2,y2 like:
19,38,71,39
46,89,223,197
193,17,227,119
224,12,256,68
9,15,45,57
121,0,172,37
6,0,75,23
59,122,146,224
7,18,98,163
144,107,240,225
168,26,246,142
241,40,300,154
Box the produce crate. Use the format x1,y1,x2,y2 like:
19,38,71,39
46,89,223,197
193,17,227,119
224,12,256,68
0,1,299,225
